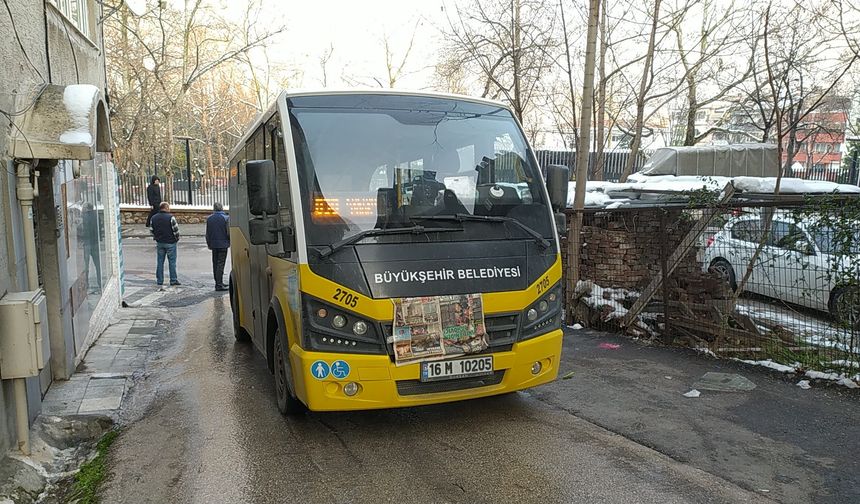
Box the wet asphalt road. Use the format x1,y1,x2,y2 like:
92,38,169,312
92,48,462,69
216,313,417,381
102,238,769,503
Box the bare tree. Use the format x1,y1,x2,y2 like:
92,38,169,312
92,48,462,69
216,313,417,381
441,0,557,122
380,24,419,88
672,0,756,146
567,0,600,310
730,1,859,304
319,43,334,87
104,0,286,176
617,0,662,182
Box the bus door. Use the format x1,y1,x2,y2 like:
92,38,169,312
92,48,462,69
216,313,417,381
230,155,254,337
246,124,269,345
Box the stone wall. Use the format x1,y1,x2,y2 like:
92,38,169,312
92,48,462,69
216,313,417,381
0,0,114,455
121,207,229,225
579,209,701,290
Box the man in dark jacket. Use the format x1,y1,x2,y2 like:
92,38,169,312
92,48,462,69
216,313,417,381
150,202,181,287
206,202,230,291
146,176,162,227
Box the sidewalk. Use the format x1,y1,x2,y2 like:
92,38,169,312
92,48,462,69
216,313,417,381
121,223,206,238
0,272,172,503
40,311,168,417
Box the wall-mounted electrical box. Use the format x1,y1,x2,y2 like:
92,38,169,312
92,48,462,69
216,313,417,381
0,290,50,379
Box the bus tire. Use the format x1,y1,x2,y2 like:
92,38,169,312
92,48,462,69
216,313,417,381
230,279,250,343
274,326,306,415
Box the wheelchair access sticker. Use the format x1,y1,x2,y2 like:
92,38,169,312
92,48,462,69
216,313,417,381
330,360,350,379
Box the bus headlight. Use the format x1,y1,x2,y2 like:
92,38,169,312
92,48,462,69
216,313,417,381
303,296,386,354
332,314,347,329
521,283,562,340
343,382,359,396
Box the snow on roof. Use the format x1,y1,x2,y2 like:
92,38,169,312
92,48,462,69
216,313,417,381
59,84,99,145
569,173,860,209
7,84,110,160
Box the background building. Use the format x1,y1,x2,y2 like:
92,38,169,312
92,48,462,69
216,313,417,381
0,0,120,455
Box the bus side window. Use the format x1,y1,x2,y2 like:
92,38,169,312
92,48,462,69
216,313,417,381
276,133,294,221
269,114,295,258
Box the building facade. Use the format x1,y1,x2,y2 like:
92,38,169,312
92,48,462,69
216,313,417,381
0,0,120,455
786,111,848,181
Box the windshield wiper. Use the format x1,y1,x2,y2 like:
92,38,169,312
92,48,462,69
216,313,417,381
317,225,462,259
413,213,551,249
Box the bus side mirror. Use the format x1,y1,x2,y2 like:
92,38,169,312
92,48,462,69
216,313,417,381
545,164,570,212
247,160,278,216
281,226,296,253
249,217,279,245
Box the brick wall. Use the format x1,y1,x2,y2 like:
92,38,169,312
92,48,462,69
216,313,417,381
579,209,701,290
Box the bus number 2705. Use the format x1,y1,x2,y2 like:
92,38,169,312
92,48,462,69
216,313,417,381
333,288,359,308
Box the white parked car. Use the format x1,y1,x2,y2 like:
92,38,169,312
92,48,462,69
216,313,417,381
703,212,860,325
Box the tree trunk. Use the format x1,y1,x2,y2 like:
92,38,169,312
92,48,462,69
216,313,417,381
511,0,524,122
683,85,698,146
594,0,607,181
567,0,600,323
618,0,661,182
559,0,579,164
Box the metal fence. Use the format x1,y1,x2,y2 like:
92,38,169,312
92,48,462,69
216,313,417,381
536,149,860,186
567,199,860,378
535,150,647,181
118,171,229,208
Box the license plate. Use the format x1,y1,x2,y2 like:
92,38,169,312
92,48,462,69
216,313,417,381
420,356,493,382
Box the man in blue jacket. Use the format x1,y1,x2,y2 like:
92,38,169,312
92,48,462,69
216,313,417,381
150,202,181,287
206,202,230,291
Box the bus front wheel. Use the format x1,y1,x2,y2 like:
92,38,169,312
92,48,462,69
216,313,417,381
273,327,306,415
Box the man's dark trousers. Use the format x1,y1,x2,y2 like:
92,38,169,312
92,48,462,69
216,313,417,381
212,249,228,288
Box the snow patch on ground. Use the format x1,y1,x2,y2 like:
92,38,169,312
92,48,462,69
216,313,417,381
738,359,860,388
694,347,717,358
578,281,632,320
739,359,798,373
736,300,857,353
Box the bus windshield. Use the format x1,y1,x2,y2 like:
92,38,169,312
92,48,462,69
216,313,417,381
288,94,553,249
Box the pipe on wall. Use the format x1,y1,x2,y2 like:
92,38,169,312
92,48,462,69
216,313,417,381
12,160,40,455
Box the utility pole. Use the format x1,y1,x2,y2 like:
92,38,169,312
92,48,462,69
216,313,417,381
567,0,600,319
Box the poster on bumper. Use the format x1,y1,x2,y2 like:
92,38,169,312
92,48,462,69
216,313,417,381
391,294,488,366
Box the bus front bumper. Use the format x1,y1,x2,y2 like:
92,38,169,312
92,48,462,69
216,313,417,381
289,329,563,411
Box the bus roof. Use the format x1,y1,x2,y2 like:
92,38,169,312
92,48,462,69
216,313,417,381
228,89,513,161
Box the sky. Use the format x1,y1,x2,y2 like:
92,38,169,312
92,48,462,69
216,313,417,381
246,0,452,90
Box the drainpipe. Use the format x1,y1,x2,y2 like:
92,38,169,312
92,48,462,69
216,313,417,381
17,162,39,289
13,160,39,455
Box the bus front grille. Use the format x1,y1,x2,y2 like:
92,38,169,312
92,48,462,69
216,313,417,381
395,370,505,396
